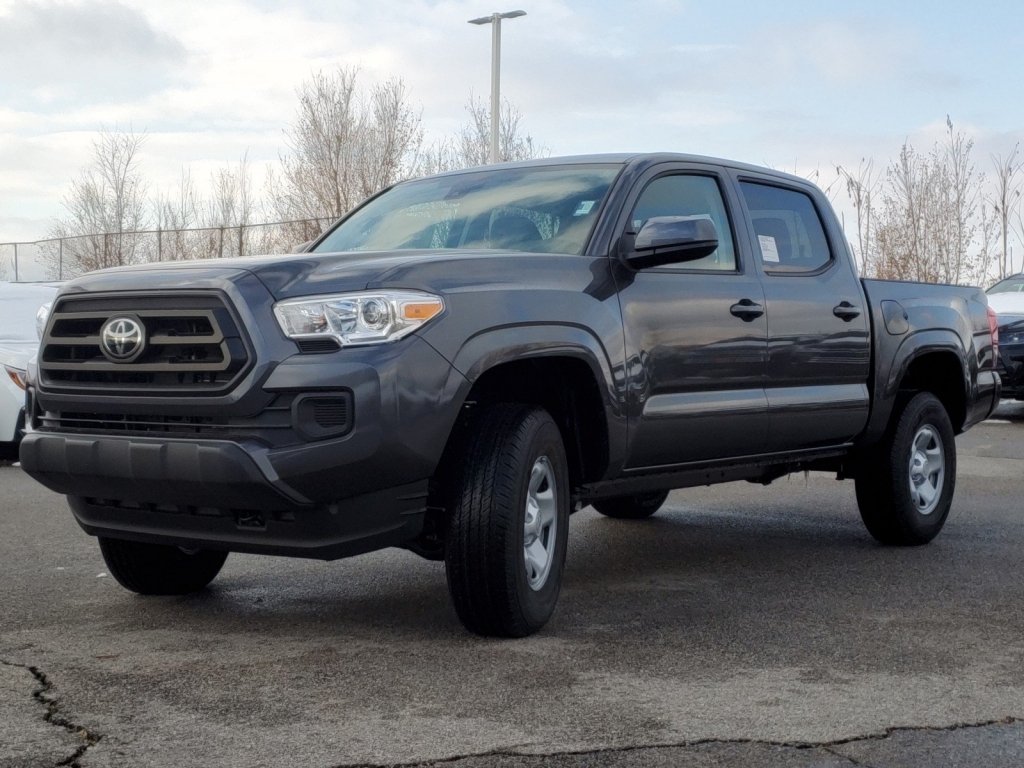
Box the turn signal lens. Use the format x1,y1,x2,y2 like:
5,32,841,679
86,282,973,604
4,365,27,391
401,301,444,321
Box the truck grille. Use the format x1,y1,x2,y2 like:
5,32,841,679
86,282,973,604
33,394,299,447
39,293,252,396
31,390,353,447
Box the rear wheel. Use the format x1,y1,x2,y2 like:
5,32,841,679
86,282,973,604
592,490,669,519
855,392,956,545
99,538,228,595
443,403,570,637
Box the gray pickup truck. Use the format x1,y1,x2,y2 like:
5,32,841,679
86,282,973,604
21,153,1001,636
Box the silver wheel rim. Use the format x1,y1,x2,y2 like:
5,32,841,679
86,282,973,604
908,425,944,516
524,456,558,591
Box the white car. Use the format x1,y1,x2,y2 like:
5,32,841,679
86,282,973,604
0,282,59,459
986,275,1024,400
987,274,1024,315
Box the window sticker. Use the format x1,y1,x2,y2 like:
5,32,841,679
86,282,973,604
758,234,780,263
573,200,596,216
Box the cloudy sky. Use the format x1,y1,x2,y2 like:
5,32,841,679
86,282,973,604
3,0,1024,274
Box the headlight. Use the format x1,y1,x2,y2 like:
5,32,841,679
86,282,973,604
36,301,53,341
273,290,444,347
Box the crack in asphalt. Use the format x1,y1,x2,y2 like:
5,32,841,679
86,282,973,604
0,658,102,768
333,717,1021,768
821,744,877,767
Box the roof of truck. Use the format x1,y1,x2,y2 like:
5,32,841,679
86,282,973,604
421,152,813,188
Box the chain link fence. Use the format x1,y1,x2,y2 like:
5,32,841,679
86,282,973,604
0,217,336,282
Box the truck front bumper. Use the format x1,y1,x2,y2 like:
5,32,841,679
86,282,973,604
21,336,467,560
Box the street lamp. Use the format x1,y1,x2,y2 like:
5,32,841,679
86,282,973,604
468,10,526,164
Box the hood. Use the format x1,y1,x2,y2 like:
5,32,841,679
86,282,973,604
0,283,57,351
61,261,255,295
63,250,502,299
58,249,591,301
987,292,1024,318
0,339,41,369
243,249,567,299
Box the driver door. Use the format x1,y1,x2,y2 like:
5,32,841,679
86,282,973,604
615,167,769,469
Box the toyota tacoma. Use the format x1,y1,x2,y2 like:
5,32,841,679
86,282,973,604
21,154,1001,636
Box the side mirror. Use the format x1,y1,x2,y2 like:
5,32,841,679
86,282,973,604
624,216,719,269
293,240,315,254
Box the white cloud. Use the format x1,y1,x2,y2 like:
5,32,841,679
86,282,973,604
0,1,185,108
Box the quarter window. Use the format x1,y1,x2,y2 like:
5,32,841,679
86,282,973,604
740,182,832,273
629,175,737,271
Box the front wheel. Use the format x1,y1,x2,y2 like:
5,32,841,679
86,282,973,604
443,404,570,637
855,392,956,545
99,538,228,595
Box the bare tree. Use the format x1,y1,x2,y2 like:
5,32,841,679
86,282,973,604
47,128,149,276
1014,211,1024,276
270,67,422,245
207,154,256,228
838,158,879,276
979,198,999,284
154,169,203,261
205,153,262,258
873,118,993,285
34,74,545,273
153,154,285,261
461,96,537,167
358,80,423,197
799,165,842,204
420,96,539,175
990,145,1022,278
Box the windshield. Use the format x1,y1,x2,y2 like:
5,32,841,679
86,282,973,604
312,164,621,256
987,277,1024,294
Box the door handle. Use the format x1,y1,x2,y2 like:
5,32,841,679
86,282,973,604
833,301,862,321
730,299,764,321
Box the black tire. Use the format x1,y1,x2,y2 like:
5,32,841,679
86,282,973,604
855,392,956,546
592,490,669,519
443,403,570,637
99,537,228,595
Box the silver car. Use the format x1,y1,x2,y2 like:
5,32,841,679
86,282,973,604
0,282,59,459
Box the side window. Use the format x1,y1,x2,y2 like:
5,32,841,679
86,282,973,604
740,181,832,273
629,174,737,271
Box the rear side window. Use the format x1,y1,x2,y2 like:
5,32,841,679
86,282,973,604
740,182,832,273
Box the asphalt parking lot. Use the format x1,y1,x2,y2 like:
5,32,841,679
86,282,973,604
2,403,1023,768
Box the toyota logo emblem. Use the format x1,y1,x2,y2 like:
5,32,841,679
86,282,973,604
100,316,145,362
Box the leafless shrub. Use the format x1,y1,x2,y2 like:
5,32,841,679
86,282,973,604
873,118,994,285
990,145,1023,278
270,67,423,247
838,159,879,275
419,96,539,175
46,128,149,276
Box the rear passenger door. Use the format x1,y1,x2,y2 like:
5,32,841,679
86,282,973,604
734,176,871,452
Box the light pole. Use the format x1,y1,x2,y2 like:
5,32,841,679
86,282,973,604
468,10,526,164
